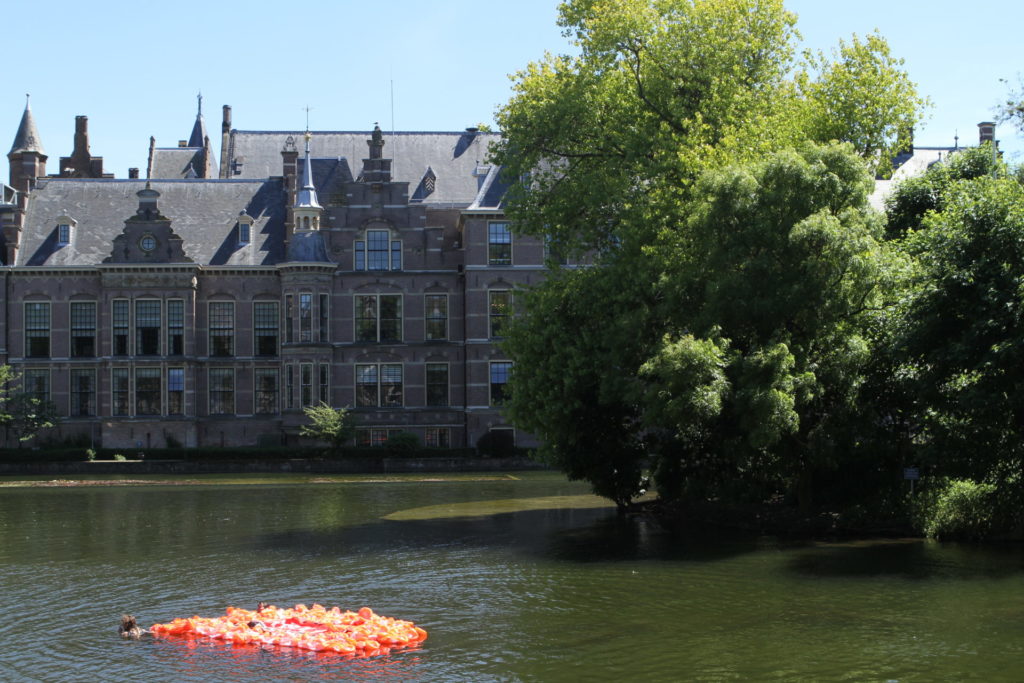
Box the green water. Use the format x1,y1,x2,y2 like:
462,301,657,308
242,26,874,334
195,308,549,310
2,472,1023,681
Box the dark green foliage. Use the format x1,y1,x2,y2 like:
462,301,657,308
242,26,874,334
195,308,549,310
384,432,420,455
913,475,1023,541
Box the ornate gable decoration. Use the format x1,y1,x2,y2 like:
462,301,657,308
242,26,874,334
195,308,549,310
104,184,193,264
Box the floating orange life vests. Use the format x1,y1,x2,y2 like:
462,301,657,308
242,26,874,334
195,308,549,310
150,604,427,656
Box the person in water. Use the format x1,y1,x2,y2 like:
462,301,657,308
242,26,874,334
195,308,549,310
119,614,147,639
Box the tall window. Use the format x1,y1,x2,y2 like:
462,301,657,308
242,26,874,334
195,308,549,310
355,294,402,342
255,368,279,414
490,361,512,406
135,367,161,415
168,299,184,355
356,363,403,407
285,294,294,343
168,368,184,415
319,294,330,342
489,291,512,339
355,229,401,271
70,369,96,416
22,369,49,402
113,299,129,356
425,294,448,341
112,368,129,416
319,363,330,404
425,363,449,407
285,364,294,410
299,293,312,342
24,302,50,358
488,222,512,265
209,368,234,414
135,300,161,356
300,363,313,408
209,302,234,357
425,427,450,448
239,221,251,245
70,302,96,357
254,302,279,356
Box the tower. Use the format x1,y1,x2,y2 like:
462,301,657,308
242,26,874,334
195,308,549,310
8,95,47,197
293,131,323,232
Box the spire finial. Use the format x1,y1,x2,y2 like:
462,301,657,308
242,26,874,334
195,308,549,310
197,91,203,116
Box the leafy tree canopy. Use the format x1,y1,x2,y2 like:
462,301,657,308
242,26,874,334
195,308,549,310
496,0,924,508
300,403,356,452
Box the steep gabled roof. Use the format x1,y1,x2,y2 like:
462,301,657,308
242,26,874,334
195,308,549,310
227,130,500,206
149,147,206,180
18,178,286,266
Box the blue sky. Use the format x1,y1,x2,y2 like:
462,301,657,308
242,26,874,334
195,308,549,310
4,0,1021,177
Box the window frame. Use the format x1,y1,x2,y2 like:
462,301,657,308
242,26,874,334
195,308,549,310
70,368,96,417
254,367,279,415
167,367,185,416
208,367,235,415
253,301,279,357
22,368,50,403
424,294,448,341
134,299,162,356
112,299,129,356
167,299,185,356
425,427,450,448
487,221,512,266
489,361,512,406
24,301,50,359
354,294,402,343
355,363,403,408
425,362,449,407
112,367,130,416
354,229,402,271
134,366,162,416
488,290,511,340
70,301,97,358
208,301,235,357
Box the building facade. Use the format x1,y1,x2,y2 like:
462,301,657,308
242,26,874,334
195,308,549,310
0,100,555,450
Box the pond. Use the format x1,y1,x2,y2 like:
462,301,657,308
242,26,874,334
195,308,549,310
2,472,1023,681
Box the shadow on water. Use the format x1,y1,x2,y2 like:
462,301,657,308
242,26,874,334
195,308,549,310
785,538,1024,581
251,507,764,566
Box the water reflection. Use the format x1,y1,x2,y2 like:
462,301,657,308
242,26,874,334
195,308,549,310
5,474,1024,681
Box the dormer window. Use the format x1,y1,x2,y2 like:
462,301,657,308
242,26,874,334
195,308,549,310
55,214,76,247
354,229,401,271
237,212,254,245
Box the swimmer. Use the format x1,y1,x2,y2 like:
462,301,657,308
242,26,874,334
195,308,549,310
118,614,147,639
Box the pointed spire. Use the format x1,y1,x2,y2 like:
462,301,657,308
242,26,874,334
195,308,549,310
9,94,45,156
187,91,207,148
295,130,321,209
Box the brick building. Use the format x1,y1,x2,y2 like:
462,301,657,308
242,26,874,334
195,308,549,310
0,98,551,450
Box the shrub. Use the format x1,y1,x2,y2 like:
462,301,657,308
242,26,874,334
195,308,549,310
385,432,420,456
914,478,1021,540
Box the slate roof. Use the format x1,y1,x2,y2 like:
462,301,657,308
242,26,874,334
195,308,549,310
149,147,206,180
467,164,510,211
19,178,286,267
227,130,499,206
10,103,45,156
869,146,955,212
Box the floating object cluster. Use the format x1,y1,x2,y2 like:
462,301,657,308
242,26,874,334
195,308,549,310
150,604,428,656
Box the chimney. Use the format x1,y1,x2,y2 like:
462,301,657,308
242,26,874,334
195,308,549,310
978,121,996,145
128,167,139,179
222,105,232,134
178,140,188,148
73,116,90,157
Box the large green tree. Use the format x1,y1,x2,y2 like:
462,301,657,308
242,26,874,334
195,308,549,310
494,0,925,508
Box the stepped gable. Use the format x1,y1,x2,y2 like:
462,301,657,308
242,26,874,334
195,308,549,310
18,178,286,266
227,129,499,205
